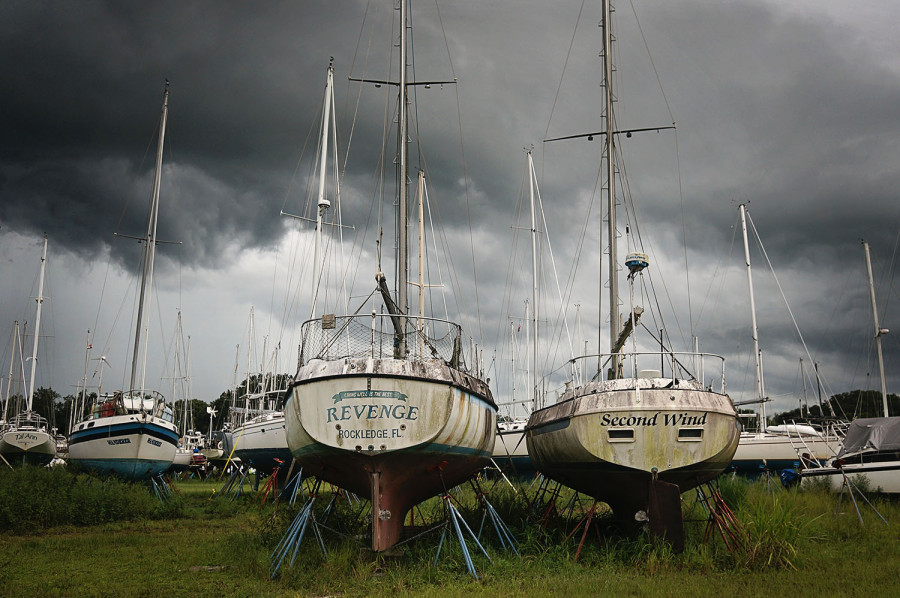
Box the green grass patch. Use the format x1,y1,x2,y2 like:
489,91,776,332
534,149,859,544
2,471,900,596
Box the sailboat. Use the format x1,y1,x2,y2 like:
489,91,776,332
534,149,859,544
0,236,58,467
729,205,842,475
800,241,900,493
67,84,179,481
524,0,739,544
223,309,291,475
492,150,553,477
169,318,208,473
283,8,496,553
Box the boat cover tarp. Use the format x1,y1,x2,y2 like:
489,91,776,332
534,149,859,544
838,417,900,456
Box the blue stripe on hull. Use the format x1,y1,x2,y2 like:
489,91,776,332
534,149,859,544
69,421,178,446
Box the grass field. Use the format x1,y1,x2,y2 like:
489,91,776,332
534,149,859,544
2,467,899,597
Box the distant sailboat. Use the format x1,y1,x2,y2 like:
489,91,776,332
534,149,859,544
525,0,739,545
492,150,552,476
729,205,842,475
67,83,179,480
0,236,58,467
284,9,496,552
800,241,900,493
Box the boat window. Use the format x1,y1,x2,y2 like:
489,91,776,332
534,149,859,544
678,428,703,441
87,422,94,429
608,429,634,442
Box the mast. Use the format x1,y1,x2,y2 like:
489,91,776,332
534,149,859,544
863,240,890,417
3,322,17,423
311,62,335,318
397,0,409,323
740,205,766,431
130,82,169,394
527,151,539,409
800,358,808,417
524,299,531,410
602,0,620,376
26,235,48,412
415,170,426,357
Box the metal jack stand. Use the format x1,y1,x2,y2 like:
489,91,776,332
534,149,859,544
270,479,327,579
257,462,284,507
280,467,305,505
434,493,491,580
836,469,887,525
150,473,177,502
564,500,603,561
218,466,249,501
695,481,746,554
470,480,519,555
529,476,565,528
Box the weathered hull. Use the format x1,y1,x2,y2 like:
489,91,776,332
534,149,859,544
285,357,496,551
0,429,56,467
232,412,291,474
68,414,178,481
526,377,739,518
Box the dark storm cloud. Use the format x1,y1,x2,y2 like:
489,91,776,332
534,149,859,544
1,1,899,408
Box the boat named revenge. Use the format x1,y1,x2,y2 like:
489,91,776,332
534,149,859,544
327,389,420,441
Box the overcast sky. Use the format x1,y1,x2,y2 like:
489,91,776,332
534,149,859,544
2,0,900,423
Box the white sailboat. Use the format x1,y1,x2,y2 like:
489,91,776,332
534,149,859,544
67,83,178,481
284,9,496,553
231,381,290,476
492,150,557,476
0,236,58,467
730,205,842,475
524,0,739,544
800,241,900,493
226,309,291,475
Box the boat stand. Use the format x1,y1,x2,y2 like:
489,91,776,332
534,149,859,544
528,476,565,527
433,493,492,579
694,481,746,554
257,462,285,507
280,467,305,505
469,480,519,555
218,466,249,501
564,500,603,561
836,469,887,525
149,473,178,502
269,479,327,579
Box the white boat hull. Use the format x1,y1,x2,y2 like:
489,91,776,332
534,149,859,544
231,412,291,474
731,430,841,476
68,413,178,480
491,422,532,475
285,357,496,551
526,377,739,518
0,428,56,466
800,461,900,494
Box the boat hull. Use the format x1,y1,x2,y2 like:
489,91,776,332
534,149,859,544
492,424,534,476
285,357,496,551
526,377,739,518
730,431,841,476
68,414,178,481
232,412,291,475
800,461,900,494
0,429,56,467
